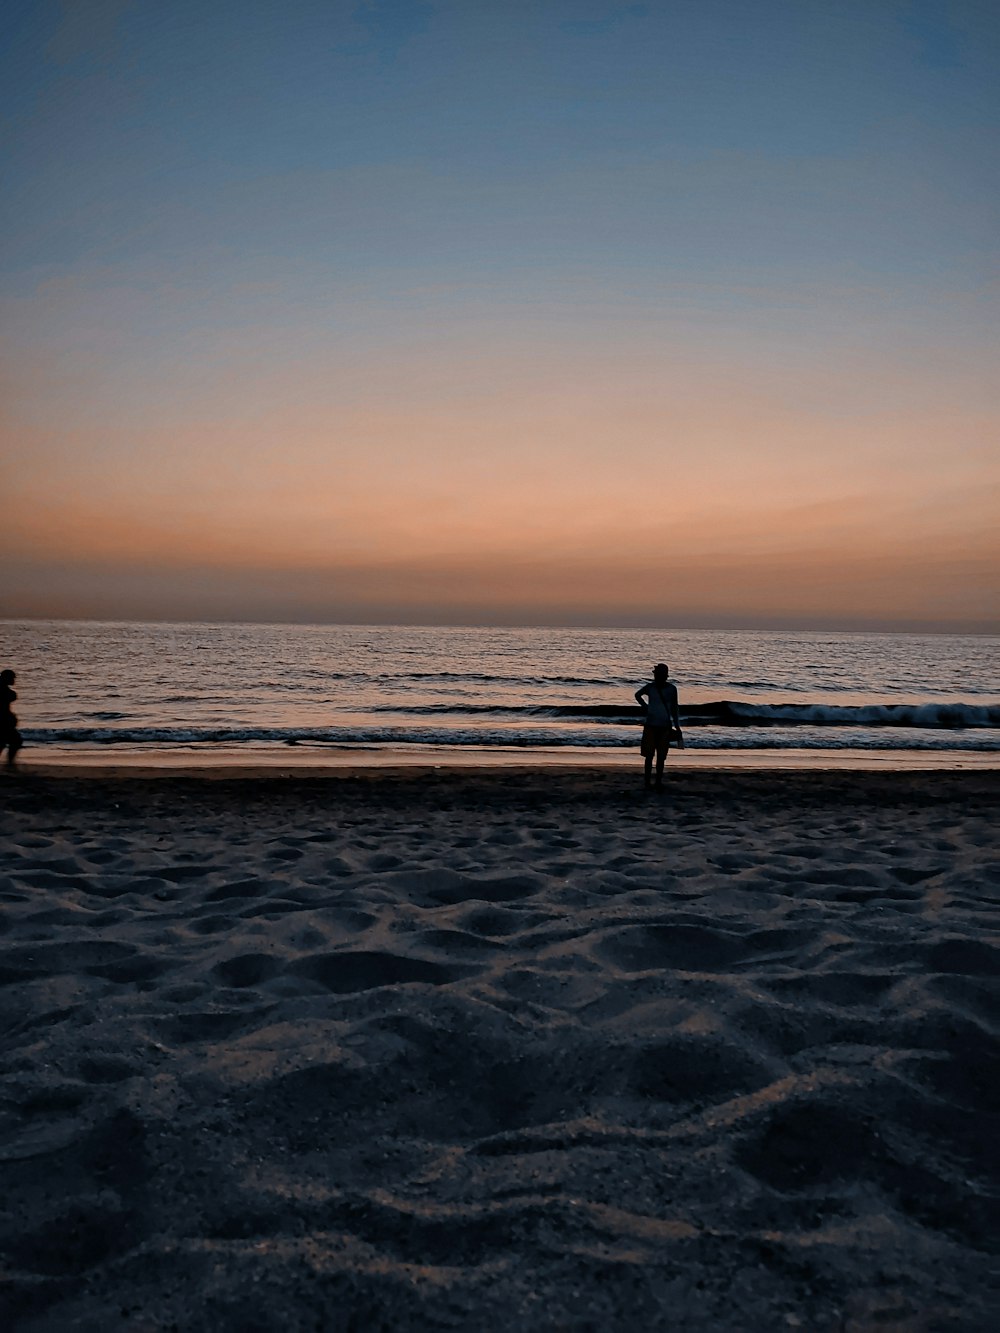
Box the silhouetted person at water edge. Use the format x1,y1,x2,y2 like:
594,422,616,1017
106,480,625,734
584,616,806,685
0,670,23,767
635,663,680,789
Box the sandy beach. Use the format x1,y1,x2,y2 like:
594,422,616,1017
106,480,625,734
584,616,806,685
1,766,997,1330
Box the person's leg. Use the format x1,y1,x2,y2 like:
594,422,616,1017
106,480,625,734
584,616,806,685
7,730,22,765
644,754,653,787
654,740,669,787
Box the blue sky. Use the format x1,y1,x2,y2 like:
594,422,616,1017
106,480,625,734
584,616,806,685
4,1,997,281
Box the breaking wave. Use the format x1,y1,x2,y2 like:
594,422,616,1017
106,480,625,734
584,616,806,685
367,700,999,729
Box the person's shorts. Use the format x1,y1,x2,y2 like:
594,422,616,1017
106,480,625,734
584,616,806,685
640,724,673,757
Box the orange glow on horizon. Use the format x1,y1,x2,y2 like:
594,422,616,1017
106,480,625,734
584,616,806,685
2,330,997,631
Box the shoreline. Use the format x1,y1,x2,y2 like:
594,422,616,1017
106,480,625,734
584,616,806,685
6,742,1000,780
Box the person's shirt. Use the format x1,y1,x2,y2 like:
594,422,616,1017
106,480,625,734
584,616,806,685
0,684,15,719
636,680,677,727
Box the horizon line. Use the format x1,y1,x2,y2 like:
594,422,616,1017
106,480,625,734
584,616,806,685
1,614,997,638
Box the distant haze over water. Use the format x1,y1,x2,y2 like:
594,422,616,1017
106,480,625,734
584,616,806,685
2,622,997,759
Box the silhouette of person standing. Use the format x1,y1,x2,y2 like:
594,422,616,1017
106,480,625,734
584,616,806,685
1,669,23,767
635,662,680,789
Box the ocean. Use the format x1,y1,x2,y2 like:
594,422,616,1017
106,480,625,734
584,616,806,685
1,620,997,763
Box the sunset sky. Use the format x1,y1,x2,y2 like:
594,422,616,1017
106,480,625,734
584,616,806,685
2,0,997,630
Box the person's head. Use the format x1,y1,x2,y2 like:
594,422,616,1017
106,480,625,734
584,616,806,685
653,663,669,683
0,670,14,686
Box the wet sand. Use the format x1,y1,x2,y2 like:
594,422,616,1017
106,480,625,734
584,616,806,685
18,744,1000,777
1,768,997,1330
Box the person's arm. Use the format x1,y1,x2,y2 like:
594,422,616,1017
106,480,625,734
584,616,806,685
669,683,680,728
635,684,649,712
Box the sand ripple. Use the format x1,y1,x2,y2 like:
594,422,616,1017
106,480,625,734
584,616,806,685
0,770,997,1330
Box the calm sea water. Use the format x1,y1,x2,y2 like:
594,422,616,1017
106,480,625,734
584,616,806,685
0,620,997,757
